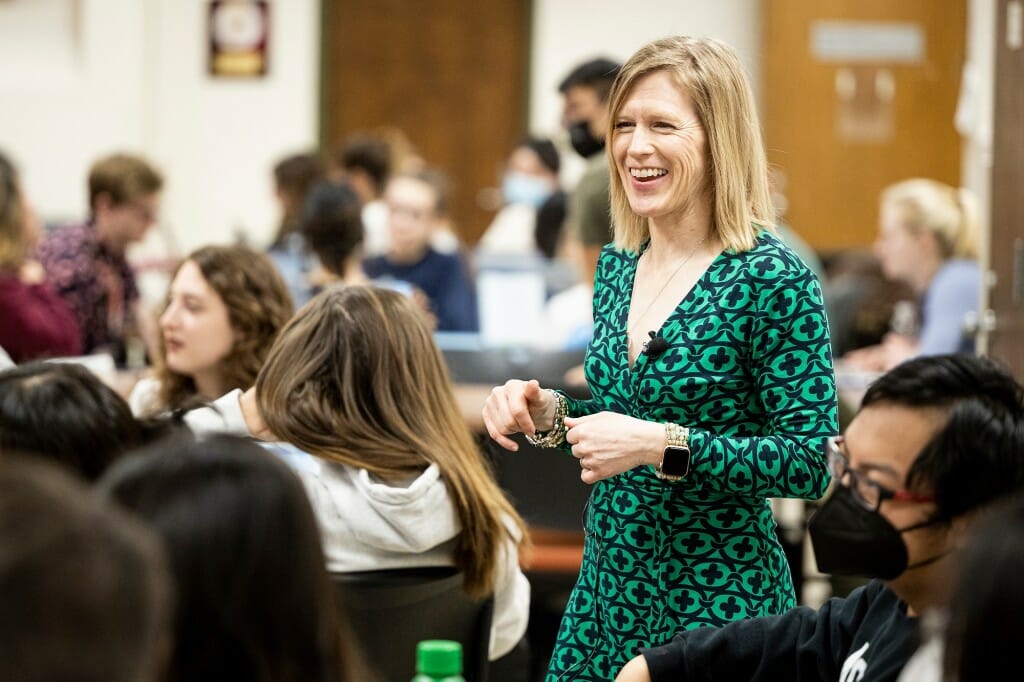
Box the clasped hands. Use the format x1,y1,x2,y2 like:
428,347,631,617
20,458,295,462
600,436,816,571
482,379,663,484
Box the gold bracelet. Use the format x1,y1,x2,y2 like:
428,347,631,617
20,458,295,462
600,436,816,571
525,390,567,448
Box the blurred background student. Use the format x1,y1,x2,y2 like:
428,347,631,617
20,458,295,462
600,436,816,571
129,245,292,417
843,179,980,372
0,151,81,363
37,153,163,367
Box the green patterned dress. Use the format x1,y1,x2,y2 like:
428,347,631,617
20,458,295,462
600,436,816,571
546,232,837,681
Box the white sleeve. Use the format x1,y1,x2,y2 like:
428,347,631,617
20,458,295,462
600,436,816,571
182,388,250,437
127,377,162,417
488,519,531,660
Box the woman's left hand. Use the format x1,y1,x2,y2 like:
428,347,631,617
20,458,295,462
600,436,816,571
565,412,663,484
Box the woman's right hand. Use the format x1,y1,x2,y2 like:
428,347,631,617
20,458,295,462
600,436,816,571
482,379,556,451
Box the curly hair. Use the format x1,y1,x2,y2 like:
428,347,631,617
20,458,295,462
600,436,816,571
153,246,293,413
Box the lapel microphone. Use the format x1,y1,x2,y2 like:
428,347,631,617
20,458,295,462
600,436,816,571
643,330,670,358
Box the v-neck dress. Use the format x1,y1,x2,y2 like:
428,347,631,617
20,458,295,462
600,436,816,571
546,232,838,681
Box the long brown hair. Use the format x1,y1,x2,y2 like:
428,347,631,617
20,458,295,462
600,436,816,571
154,246,293,412
256,285,527,597
0,152,27,272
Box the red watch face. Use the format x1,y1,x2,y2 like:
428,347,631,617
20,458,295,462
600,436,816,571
662,445,691,477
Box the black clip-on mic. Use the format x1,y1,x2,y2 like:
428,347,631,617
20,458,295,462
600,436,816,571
642,330,669,358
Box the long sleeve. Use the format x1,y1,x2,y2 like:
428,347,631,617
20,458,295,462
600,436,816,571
643,583,886,682
685,261,837,500
433,255,478,332
0,277,82,362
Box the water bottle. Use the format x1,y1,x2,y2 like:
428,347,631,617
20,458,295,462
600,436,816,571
411,640,465,682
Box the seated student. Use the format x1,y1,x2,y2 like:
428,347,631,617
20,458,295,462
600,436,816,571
0,456,170,682
0,151,82,362
478,136,564,257
129,245,292,418
0,361,153,480
267,152,324,307
300,181,370,288
363,169,478,332
37,153,163,365
100,435,361,682
616,354,1024,682
844,180,981,372
248,285,530,660
330,132,392,258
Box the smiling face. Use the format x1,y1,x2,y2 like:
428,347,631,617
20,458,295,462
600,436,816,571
610,70,710,229
159,260,235,395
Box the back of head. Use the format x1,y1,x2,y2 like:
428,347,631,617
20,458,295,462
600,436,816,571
334,134,392,197
881,178,979,260
606,35,773,253
256,286,526,597
559,57,622,102
100,435,346,682
273,152,325,199
88,153,163,211
518,136,561,175
0,362,144,480
944,493,1024,680
156,245,294,411
0,150,27,271
300,181,364,277
861,354,1024,520
0,456,170,682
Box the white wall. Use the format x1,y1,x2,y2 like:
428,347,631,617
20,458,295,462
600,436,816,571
0,0,320,255
529,0,763,137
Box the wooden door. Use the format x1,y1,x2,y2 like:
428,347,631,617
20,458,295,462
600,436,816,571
986,0,1024,377
763,0,967,253
322,0,530,245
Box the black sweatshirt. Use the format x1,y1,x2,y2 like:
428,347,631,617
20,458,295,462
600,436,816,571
643,580,920,682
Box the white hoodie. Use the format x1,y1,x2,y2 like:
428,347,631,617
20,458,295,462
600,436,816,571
268,443,530,661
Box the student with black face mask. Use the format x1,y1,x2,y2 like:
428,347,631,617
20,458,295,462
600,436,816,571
558,57,621,289
616,354,1024,682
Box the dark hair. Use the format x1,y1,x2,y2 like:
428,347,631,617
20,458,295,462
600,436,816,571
301,181,364,277
535,190,567,259
0,456,171,682
558,57,622,101
334,134,392,196
0,362,145,480
272,152,325,246
100,435,351,682
861,354,1024,520
943,493,1024,680
519,136,560,175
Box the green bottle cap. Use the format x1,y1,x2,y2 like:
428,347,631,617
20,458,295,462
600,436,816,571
416,640,463,676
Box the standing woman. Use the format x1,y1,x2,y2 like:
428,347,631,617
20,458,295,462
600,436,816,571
482,36,837,680
0,151,82,362
129,245,292,417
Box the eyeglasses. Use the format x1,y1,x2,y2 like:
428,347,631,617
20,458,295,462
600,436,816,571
825,436,935,512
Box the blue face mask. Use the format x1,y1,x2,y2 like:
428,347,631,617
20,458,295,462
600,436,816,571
501,172,552,208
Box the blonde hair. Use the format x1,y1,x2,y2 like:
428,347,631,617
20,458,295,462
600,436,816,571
255,286,527,598
881,179,979,260
606,36,774,253
0,153,27,272
154,245,293,412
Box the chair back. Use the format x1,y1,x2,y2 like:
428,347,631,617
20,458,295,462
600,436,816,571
331,566,493,682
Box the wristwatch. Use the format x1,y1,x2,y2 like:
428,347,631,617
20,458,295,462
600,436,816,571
656,423,691,482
